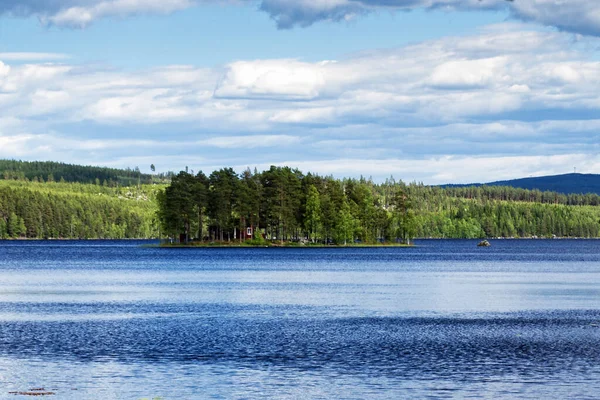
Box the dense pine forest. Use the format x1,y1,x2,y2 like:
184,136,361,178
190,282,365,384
1,160,599,241
158,167,600,244
446,173,600,196
0,179,161,239
0,159,157,186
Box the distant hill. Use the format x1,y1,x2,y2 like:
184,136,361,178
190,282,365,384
444,173,600,195
0,159,153,186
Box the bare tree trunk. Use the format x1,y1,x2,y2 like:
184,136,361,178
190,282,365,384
198,209,203,242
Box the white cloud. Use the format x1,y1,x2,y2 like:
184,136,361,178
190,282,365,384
1,27,599,129
429,57,508,89
43,0,195,28
0,62,10,80
269,107,336,124
198,134,301,148
83,89,192,122
30,90,72,114
1,25,600,181
215,60,327,100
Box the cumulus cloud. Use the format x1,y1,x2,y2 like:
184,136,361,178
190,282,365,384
2,25,600,181
215,60,327,100
1,26,598,127
429,57,508,89
210,26,600,125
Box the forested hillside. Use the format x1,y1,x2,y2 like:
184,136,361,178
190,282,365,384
0,180,162,239
445,173,600,196
158,167,600,244
0,159,155,186
409,185,600,239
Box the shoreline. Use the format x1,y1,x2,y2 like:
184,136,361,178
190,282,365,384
1,237,599,244
157,242,415,248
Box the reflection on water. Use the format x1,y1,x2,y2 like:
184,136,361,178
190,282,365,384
0,240,599,399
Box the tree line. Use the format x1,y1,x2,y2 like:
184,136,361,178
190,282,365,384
0,159,154,186
2,164,599,241
441,185,600,206
157,167,600,244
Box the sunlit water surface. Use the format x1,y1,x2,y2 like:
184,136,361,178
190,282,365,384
0,240,599,399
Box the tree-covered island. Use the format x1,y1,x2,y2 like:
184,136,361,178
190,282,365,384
157,166,416,246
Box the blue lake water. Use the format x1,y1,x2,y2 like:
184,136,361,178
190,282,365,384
0,239,599,399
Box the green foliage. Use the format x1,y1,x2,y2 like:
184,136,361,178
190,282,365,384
0,159,154,186
157,171,200,242
407,184,600,238
237,168,261,238
260,166,303,241
304,185,321,242
391,188,416,243
4,161,600,242
334,199,354,245
0,179,162,239
446,173,600,197
208,168,239,241
158,166,600,243
441,185,600,206
244,236,268,246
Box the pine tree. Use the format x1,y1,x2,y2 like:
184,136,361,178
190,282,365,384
304,185,321,242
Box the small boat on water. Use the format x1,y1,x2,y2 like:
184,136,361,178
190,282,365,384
477,240,491,247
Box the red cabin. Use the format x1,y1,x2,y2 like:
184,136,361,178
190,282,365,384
240,226,254,240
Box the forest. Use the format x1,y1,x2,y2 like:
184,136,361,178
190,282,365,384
446,173,600,196
0,159,158,186
0,161,599,241
157,166,600,244
0,179,161,239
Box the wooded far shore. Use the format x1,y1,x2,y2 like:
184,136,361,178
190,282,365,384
1,160,600,242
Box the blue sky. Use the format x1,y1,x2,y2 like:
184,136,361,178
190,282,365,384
0,0,599,183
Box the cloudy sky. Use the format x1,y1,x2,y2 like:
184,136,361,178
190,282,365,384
1,0,599,183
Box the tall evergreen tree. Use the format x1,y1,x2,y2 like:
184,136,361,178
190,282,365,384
304,185,321,243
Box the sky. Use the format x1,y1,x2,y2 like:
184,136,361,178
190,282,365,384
0,0,600,184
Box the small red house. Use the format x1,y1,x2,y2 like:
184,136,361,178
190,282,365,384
240,226,254,240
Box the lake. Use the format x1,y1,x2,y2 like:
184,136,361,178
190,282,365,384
0,239,599,399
